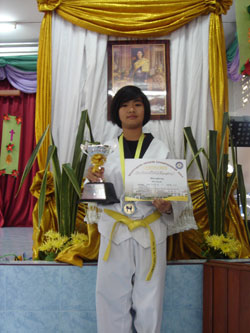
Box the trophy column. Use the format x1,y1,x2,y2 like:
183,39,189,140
79,143,120,204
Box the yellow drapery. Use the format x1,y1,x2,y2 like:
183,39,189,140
30,170,58,259
36,11,52,169
208,11,229,149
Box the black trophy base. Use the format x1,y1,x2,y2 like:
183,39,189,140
79,182,120,205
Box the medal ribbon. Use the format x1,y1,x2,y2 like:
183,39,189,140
119,133,145,186
103,209,161,281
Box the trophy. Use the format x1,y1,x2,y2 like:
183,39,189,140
80,142,120,204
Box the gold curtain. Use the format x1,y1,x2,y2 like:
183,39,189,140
208,11,229,149
36,11,52,169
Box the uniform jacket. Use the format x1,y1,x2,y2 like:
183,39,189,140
93,136,197,248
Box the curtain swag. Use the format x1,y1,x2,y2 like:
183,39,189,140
0,65,37,93
0,55,37,72
37,0,232,37
226,36,241,82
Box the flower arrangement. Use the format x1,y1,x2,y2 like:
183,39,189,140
201,231,241,259
38,230,88,261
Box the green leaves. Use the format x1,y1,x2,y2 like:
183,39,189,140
184,112,249,240
16,110,94,237
16,124,50,197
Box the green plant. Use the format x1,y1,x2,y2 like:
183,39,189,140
16,110,94,237
184,112,250,241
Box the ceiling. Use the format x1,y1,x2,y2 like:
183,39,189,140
0,0,236,56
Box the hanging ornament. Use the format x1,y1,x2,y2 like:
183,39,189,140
6,143,14,152
3,114,10,121
11,170,19,178
16,117,22,125
241,59,250,76
6,154,13,164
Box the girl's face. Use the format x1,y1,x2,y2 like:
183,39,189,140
118,98,145,130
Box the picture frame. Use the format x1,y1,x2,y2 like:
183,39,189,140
107,40,171,120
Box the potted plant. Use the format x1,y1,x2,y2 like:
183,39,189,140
184,112,249,259
17,110,94,238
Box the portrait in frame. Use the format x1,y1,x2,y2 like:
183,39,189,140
107,40,171,120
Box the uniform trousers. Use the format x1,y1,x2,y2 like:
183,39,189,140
96,235,167,333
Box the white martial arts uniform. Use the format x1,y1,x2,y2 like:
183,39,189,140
87,135,197,333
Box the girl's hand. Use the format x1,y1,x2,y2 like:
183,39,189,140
152,199,172,214
86,166,104,182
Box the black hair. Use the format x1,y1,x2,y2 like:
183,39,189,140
110,85,151,128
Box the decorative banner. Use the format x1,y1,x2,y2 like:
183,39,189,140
0,115,22,176
235,0,250,74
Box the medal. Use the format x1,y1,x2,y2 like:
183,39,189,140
122,201,136,216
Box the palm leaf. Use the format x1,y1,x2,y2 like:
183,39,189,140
50,134,62,225
16,125,50,196
62,163,82,197
72,110,88,170
62,163,82,235
223,170,237,223
86,111,94,142
60,168,71,236
237,164,250,239
71,153,88,229
208,131,218,233
184,127,205,180
38,145,56,227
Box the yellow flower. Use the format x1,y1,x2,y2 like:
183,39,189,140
70,232,88,245
44,230,61,240
38,232,69,254
203,232,241,259
38,230,88,257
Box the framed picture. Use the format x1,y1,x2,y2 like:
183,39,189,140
107,40,171,120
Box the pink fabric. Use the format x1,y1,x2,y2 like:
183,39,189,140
0,79,38,227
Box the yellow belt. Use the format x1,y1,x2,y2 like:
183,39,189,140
103,209,162,281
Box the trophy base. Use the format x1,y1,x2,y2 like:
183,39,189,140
79,182,120,205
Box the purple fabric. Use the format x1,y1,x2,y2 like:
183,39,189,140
227,48,241,82
0,65,37,93
0,67,6,80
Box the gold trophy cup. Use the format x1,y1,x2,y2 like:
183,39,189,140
80,143,119,204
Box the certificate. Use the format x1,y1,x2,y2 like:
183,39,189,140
125,159,188,201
